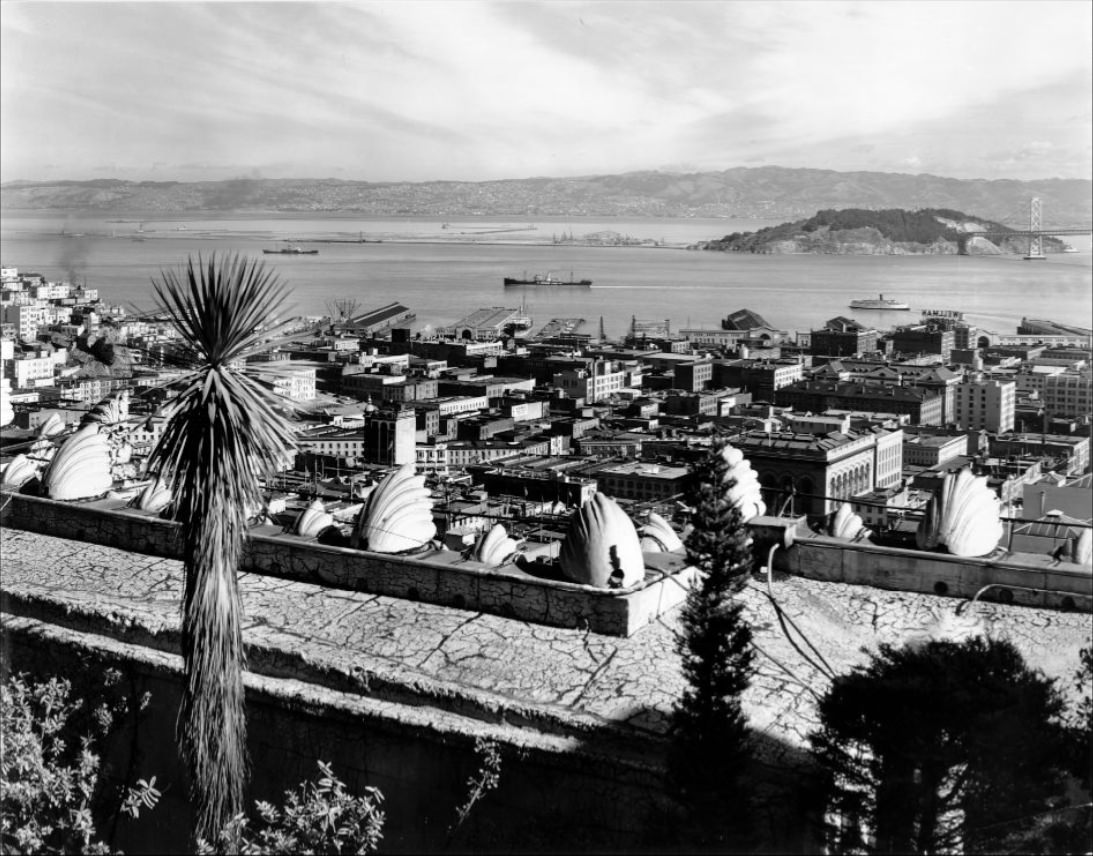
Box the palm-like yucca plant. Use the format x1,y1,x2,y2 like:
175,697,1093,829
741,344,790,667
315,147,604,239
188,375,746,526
147,253,297,842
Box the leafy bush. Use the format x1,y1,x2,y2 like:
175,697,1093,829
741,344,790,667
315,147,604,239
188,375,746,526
196,761,384,855
1,674,115,854
3,673,385,856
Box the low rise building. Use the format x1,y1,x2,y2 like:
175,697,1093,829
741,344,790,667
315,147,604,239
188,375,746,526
732,429,883,518
593,460,690,503
1042,369,1092,421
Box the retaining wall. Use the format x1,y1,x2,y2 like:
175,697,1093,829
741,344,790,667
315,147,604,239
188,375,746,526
0,489,696,636
776,531,1093,611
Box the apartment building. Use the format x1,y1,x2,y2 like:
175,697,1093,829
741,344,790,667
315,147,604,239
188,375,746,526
951,378,1016,433
1042,370,1093,420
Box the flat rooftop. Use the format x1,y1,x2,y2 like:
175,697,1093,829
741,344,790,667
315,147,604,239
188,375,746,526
449,307,526,328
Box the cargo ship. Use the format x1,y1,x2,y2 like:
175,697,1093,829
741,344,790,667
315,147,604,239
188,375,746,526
504,271,591,287
849,294,910,311
263,246,319,255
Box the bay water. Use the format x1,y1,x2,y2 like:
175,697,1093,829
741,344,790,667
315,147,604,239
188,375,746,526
1,213,1089,339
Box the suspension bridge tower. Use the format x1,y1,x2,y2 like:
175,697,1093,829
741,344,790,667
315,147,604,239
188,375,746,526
1024,197,1046,260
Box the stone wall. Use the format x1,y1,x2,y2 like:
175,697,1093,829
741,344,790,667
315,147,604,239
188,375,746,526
776,532,1092,611
0,489,696,636
1,613,684,855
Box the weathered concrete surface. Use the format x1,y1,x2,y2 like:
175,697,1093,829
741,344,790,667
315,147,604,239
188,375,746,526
3,526,1088,758
0,491,698,636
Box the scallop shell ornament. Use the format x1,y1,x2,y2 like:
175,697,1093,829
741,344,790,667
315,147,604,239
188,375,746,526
558,493,644,588
0,385,13,428
42,424,114,501
1071,528,1092,567
915,468,1002,558
1,454,41,489
829,504,869,541
295,498,335,537
638,511,685,553
81,391,129,427
471,523,519,567
351,463,436,553
135,478,173,514
37,413,66,438
719,444,766,521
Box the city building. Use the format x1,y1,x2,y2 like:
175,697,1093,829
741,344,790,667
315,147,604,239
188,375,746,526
1041,369,1093,421
775,379,946,426
809,317,879,357
593,460,690,503
732,429,886,518
553,359,631,403
902,433,967,468
951,378,1016,433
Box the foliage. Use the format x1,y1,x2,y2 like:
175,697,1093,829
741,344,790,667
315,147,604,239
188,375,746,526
668,437,757,848
448,738,502,845
148,253,298,842
1,674,106,854
810,637,1072,855
0,673,157,856
1072,646,1093,788
196,762,384,856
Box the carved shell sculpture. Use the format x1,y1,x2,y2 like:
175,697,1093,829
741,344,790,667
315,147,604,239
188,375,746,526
81,391,129,427
638,511,685,554
558,493,644,588
1,454,41,489
471,523,519,567
1071,528,1092,567
29,437,57,463
0,386,12,428
829,504,870,542
135,478,173,514
42,424,113,501
351,463,436,553
295,498,334,537
915,468,1002,558
719,444,767,522
37,413,66,438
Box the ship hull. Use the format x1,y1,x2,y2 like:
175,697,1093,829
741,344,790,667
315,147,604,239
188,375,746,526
504,277,591,286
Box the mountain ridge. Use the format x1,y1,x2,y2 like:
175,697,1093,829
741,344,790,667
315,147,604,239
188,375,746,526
2,166,1090,225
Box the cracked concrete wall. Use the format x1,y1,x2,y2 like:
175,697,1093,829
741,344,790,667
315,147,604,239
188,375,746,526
1,615,726,855
779,534,1092,611
0,490,695,636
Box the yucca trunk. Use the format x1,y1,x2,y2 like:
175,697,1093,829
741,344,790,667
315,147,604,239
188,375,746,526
149,254,297,843
178,480,249,840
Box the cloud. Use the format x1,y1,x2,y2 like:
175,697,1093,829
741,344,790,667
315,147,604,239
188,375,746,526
1,0,1090,182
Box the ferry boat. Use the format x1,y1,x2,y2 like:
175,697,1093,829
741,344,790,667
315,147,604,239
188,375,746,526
849,294,910,311
504,271,591,287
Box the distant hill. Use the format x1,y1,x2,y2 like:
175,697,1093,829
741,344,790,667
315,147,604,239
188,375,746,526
1,167,1090,225
697,208,1072,255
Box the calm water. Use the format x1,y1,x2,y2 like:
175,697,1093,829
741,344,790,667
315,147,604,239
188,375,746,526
1,213,1089,339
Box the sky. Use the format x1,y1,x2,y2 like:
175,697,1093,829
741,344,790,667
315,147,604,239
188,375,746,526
1,0,1090,184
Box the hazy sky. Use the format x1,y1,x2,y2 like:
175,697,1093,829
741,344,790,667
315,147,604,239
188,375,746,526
2,0,1090,183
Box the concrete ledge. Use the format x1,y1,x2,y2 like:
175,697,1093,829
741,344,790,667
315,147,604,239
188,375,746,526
778,531,1093,611
0,489,697,636
0,613,677,854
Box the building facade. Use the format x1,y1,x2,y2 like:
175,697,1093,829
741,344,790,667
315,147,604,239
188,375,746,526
951,378,1016,433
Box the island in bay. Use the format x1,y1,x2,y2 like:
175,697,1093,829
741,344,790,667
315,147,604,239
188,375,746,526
695,207,1073,255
